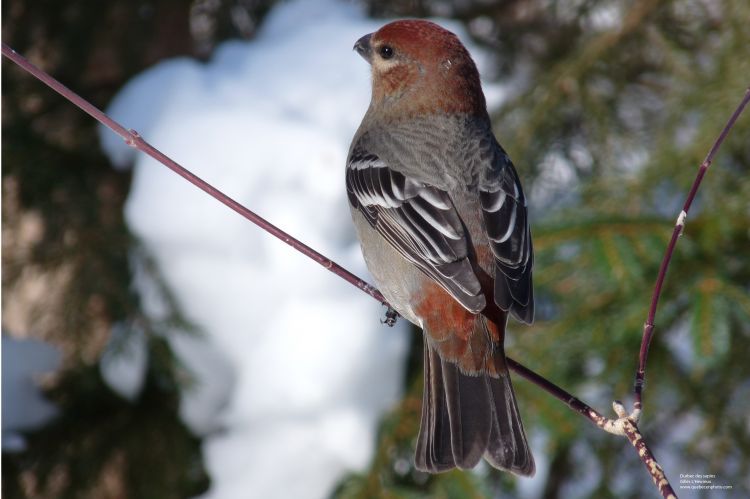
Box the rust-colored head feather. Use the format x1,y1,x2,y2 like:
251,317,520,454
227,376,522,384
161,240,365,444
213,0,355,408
354,20,487,118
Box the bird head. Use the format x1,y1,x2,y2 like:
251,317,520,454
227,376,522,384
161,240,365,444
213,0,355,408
354,20,487,118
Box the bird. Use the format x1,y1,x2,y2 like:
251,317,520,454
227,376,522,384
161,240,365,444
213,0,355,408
346,20,535,475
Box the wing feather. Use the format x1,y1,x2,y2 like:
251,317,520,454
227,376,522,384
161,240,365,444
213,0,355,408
479,147,534,323
347,151,484,312
347,135,534,323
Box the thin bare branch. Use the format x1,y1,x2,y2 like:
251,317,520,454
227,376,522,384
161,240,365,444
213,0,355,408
635,86,750,408
508,359,675,497
620,416,676,499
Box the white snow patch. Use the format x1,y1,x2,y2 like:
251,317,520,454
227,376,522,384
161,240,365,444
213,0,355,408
99,322,148,401
2,337,61,451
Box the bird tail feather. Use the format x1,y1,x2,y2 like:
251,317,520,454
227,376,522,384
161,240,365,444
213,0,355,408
414,317,535,475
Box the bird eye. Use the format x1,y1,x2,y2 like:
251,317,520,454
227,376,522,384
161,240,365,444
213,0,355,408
379,45,394,59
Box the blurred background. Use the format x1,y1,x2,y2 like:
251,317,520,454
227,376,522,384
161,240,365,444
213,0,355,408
3,0,749,498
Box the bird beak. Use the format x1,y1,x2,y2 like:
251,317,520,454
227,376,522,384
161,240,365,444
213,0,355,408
354,33,373,64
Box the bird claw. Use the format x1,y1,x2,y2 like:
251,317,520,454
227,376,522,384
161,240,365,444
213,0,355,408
381,305,399,327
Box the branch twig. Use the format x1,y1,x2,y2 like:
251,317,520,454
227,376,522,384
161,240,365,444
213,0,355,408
6,41,747,499
634,86,750,409
508,358,675,497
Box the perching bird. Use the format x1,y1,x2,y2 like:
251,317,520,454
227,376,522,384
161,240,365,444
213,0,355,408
346,20,535,475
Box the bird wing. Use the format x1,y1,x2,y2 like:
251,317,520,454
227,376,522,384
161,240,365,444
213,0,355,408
346,150,486,313
478,144,534,324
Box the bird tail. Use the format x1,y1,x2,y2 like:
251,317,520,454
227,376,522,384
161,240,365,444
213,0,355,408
414,318,535,476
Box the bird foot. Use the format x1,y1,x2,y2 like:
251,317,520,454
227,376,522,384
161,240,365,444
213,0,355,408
381,305,399,327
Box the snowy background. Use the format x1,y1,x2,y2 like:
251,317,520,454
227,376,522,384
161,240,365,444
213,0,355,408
2,338,61,453
4,1,746,497
96,1,513,497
